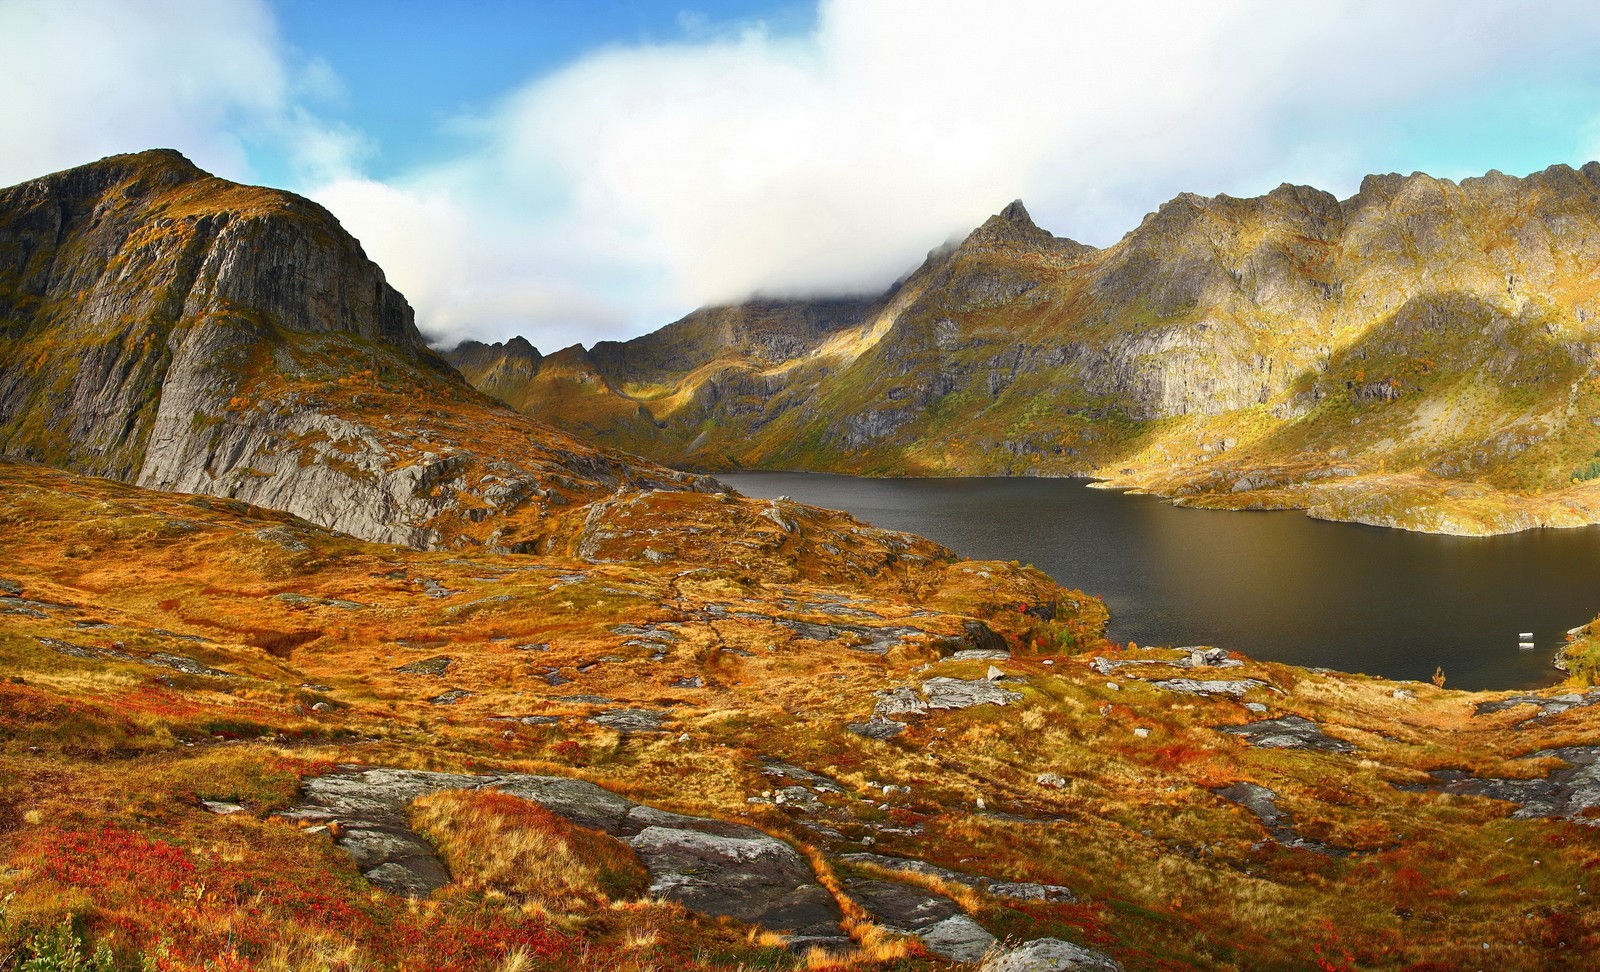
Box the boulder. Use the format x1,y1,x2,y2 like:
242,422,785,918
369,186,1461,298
1218,715,1355,753
922,676,1024,709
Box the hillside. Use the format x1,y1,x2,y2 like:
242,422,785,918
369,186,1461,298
459,171,1600,535
0,150,711,551
3,459,1599,970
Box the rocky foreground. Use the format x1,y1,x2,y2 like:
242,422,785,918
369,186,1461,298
2,459,1598,970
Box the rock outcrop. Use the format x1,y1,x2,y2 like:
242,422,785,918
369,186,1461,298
0,150,714,549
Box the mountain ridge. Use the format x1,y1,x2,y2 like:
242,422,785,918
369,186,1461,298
455,161,1600,536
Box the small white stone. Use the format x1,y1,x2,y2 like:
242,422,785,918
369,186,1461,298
1133,727,1150,738
1105,682,1120,691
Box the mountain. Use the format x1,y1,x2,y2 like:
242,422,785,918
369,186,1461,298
459,174,1600,535
0,150,712,549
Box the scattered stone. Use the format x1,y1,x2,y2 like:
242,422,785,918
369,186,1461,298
760,759,850,795
201,800,245,815
540,670,572,686
1036,773,1067,789
512,643,549,652
1392,689,1415,701
951,648,1011,661
589,708,667,733
671,676,704,688
0,578,22,595
395,656,453,677
1150,678,1273,698
560,694,615,705
1133,727,1150,738
1178,646,1241,668
922,676,1023,710
985,665,1006,681
979,937,1124,972
1244,702,1269,713
774,786,821,809
427,689,472,705
848,719,907,740
37,636,99,659
1218,715,1355,753
311,701,337,713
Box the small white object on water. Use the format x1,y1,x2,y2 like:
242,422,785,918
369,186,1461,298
1519,632,1534,639
1519,641,1536,650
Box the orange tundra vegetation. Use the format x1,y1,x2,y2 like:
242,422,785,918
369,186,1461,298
0,456,1598,971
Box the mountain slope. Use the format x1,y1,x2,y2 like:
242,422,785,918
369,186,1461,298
463,175,1600,535
0,150,712,549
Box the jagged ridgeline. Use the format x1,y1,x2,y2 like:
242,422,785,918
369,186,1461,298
456,173,1600,535
0,150,710,550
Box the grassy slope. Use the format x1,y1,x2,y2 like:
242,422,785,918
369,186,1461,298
2,462,1598,970
486,171,1600,537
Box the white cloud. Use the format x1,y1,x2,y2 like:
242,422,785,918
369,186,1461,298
0,0,360,187
316,0,1600,352
7,0,1600,354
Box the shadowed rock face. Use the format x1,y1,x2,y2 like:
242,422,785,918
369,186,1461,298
0,151,714,549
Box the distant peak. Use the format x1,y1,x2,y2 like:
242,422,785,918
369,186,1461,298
997,199,1033,224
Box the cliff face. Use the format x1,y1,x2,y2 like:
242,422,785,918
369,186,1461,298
0,150,711,549
461,169,1600,535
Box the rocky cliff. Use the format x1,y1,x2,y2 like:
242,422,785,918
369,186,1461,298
0,150,712,549
459,172,1600,535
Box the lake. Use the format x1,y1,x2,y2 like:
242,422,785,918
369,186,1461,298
720,471,1600,690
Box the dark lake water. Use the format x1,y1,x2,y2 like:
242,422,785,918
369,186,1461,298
720,472,1600,690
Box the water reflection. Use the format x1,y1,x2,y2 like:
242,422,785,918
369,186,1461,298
721,472,1600,690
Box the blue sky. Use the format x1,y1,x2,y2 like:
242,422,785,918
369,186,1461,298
5,0,1600,350
267,0,817,182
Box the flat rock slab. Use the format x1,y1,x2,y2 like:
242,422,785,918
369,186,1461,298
1213,783,1345,856
1417,746,1600,823
922,676,1024,710
1218,715,1355,753
841,851,1075,903
1474,689,1600,722
979,937,1124,972
1149,678,1273,698
282,767,849,952
950,649,1012,661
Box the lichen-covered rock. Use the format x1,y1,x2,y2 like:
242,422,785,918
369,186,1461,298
979,937,1124,972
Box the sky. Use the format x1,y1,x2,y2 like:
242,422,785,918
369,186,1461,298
5,1,1600,352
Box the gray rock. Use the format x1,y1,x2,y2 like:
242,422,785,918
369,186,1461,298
1474,689,1600,721
842,852,1075,903
950,649,1011,661
922,676,1024,709
427,689,472,705
848,719,907,739
916,914,997,963
283,765,851,950
395,656,453,676
979,937,1124,972
1418,745,1600,823
1218,715,1355,753
200,800,245,815
589,708,667,733
873,686,930,719
1149,678,1273,697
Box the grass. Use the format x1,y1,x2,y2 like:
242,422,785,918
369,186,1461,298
0,459,1598,969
